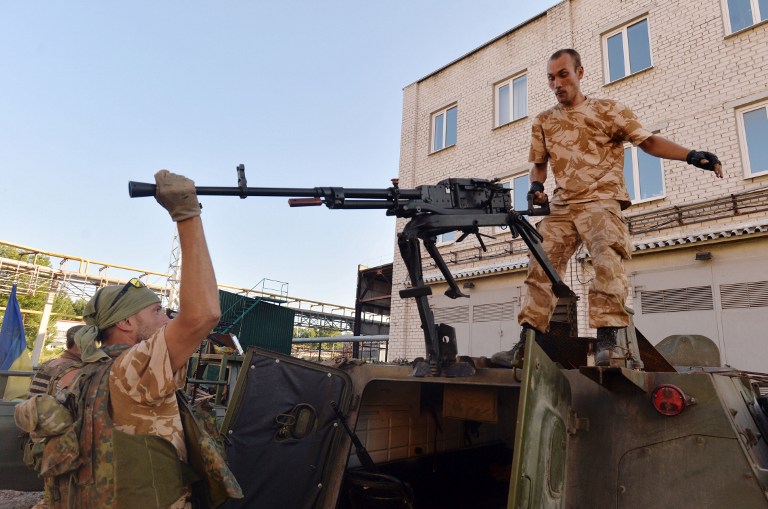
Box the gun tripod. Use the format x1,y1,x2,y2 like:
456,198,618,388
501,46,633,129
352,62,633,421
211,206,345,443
398,210,574,377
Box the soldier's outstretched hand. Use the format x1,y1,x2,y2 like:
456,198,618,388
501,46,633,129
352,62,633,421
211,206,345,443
687,150,723,178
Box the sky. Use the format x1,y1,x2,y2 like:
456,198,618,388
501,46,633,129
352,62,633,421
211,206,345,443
0,0,559,307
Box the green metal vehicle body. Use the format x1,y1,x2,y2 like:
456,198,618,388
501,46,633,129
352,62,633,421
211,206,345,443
218,335,768,509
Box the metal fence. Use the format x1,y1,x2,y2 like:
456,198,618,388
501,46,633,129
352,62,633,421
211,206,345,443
291,335,389,362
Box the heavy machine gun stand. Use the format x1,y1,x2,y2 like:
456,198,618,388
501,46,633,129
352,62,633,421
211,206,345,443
129,165,575,377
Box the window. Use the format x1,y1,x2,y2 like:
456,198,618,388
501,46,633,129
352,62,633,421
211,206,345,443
436,231,456,244
738,100,768,177
725,0,767,33
495,173,530,234
623,144,664,202
505,174,531,211
496,74,528,126
431,105,457,152
603,18,652,83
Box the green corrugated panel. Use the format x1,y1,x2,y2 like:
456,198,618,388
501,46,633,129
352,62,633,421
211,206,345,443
218,290,295,355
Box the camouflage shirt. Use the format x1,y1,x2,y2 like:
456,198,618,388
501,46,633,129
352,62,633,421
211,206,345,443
109,327,188,462
529,97,652,210
28,350,82,396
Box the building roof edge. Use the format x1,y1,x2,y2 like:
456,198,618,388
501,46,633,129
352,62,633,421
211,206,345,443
407,5,556,87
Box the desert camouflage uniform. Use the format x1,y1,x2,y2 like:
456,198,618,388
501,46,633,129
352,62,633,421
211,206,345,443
109,327,192,508
518,98,652,331
19,328,241,509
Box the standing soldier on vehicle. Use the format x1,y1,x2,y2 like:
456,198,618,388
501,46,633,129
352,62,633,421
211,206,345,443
493,48,723,369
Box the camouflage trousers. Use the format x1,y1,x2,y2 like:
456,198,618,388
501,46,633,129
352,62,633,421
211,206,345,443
518,200,632,332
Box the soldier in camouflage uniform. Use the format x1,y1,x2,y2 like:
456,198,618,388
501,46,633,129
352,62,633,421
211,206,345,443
16,170,242,508
28,325,83,397
492,49,723,368
26,325,83,509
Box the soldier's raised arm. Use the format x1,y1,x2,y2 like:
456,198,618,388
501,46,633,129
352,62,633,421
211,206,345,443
153,170,221,372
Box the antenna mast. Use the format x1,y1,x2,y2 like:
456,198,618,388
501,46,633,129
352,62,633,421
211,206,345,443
164,231,181,311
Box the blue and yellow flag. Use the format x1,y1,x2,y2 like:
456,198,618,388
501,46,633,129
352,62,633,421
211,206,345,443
0,285,32,400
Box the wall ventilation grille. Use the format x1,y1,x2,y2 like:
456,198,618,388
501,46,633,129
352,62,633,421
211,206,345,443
720,281,768,309
432,306,470,323
641,286,714,313
472,302,515,322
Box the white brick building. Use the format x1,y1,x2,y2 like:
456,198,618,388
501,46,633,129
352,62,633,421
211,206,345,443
389,0,768,371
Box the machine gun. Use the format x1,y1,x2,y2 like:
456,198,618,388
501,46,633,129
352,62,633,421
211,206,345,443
129,165,574,377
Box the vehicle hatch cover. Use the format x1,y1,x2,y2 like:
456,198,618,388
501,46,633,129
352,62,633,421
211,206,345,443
220,347,353,509
508,339,572,509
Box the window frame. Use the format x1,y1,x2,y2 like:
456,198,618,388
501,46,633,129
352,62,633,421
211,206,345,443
494,172,530,234
430,104,458,154
623,141,666,205
602,16,653,84
736,99,768,178
494,72,528,127
435,230,456,245
722,0,768,34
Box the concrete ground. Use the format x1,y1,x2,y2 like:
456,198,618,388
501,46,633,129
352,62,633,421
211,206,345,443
0,490,44,509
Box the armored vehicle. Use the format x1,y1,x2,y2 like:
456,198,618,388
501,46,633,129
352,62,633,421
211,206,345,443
218,310,768,509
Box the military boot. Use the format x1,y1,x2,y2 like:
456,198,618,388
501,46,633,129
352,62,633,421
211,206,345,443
595,327,627,367
491,324,535,368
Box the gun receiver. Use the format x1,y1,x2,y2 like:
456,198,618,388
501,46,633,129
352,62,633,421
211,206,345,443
129,165,574,377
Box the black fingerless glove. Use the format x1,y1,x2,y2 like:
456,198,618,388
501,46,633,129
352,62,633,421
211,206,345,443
686,150,721,172
528,181,545,196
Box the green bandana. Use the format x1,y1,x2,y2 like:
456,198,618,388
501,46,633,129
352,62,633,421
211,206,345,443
75,284,161,363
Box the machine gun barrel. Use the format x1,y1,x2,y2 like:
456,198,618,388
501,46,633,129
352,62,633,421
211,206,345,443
128,181,422,205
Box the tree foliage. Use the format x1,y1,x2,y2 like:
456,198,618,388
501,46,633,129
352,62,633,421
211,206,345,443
0,246,83,352
293,326,343,339
292,326,347,354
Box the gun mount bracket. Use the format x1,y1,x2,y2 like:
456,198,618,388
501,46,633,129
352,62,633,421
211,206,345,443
400,286,432,299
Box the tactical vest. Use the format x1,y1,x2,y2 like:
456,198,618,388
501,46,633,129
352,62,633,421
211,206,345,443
40,344,242,509
28,352,82,396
